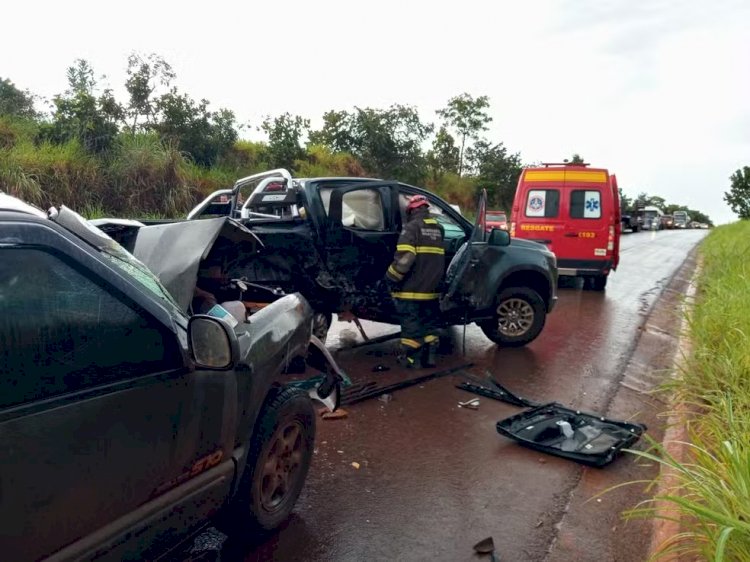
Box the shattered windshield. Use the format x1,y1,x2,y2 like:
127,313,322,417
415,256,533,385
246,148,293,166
51,206,185,316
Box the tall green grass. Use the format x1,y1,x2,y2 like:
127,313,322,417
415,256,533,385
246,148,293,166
628,221,750,560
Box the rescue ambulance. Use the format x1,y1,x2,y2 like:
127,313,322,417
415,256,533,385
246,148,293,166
509,163,621,290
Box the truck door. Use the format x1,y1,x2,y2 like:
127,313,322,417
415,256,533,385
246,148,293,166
324,181,401,300
561,185,609,263
514,185,565,255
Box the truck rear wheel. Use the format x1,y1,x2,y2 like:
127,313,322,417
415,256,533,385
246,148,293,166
229,387,315,534
479,287,546,347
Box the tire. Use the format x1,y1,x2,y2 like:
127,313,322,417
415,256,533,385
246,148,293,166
229,387,315,533
584,275,608,291
479,286,546,347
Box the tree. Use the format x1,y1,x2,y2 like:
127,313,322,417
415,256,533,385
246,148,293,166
725,166,750,219
466,139,522,209
618,188,632,214
436,93,492,177
426,126,460,179
125,53,175,133
261,113,310,170
0,77,38,119
308,110,356,153
567,153,585,164
151,89,237,166
309,104,432,184
39,59,123,153
649,196,666,211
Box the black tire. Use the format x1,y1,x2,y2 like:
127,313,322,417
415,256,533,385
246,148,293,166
584,275,608,291
479,286,546,347
229,387,315,533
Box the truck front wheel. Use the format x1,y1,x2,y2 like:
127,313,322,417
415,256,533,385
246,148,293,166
479,287,546,347
230,387,315,533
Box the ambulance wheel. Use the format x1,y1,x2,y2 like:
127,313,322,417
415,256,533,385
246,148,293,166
480,287,546,347
584,275,608,291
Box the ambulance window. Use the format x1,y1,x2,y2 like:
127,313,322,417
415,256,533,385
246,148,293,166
525,190,559,218
570,190,601,219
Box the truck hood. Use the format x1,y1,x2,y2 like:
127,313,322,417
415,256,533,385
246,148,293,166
510,237,552,253
97,218,263,311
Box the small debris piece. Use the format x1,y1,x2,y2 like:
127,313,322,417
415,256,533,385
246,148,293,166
458,398,480,409
322,409,349,420
351,462,360,469
378,393,393,403
473,536,495,553
372,364,390,372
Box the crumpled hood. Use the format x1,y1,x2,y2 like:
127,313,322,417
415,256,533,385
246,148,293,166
113,218,262,311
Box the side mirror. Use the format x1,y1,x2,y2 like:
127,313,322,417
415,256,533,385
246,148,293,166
488,228,511,247
188,315,239,370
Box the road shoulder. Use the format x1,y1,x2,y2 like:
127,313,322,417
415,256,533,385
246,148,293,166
545,246,701,562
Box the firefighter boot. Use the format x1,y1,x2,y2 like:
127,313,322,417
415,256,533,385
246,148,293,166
397,345,420,369
421,341,438,368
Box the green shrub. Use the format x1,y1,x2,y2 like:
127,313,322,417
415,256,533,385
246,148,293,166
106,134,195,216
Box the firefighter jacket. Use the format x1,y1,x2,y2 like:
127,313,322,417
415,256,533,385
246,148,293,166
386,209,445,300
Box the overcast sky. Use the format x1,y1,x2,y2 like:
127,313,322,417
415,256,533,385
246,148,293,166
3,0,748,223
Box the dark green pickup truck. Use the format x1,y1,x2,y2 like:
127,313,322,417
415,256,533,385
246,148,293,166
181,169,559,347
0,193,341,561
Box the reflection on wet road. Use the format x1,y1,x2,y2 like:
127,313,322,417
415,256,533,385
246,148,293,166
239,229,706,562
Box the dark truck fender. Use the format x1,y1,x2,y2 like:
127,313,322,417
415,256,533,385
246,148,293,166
226,292,343,496
452,244,557,320
229,293,314,489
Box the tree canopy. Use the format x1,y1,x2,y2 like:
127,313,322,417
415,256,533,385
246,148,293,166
0,54,717,225
724,167,750,219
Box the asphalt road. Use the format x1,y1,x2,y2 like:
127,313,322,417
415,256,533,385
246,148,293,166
232,228,707,562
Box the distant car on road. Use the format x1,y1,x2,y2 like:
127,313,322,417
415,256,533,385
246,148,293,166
641,206,663,230
673,210,691,229
660,214,674,229
485,209,508,231
0,193,341,561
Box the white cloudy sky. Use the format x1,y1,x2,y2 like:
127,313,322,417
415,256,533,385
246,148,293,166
3,0,748,223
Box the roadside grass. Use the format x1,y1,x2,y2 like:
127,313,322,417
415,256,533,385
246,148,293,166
627,221,750,560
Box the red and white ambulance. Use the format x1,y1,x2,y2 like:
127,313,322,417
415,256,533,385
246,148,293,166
509,163,621,290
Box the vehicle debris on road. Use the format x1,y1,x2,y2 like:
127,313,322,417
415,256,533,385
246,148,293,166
473,536,500,562
340,364,473,405
458,398,480,409
496,403,646,467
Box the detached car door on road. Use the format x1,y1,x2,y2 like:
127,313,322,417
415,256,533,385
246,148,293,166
0,222,233,560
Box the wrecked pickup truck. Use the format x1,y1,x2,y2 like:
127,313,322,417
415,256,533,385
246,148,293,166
0,193,341,561
124,169,558,347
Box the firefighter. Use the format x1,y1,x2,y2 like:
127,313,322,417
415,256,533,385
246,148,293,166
385,194,445,368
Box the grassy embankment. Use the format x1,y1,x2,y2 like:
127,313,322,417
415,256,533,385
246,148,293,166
0,116,484,219
629,222,750,560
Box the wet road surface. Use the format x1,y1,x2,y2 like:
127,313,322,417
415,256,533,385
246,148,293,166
231,229,706,562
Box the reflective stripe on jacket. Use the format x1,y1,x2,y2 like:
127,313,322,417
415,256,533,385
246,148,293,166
386,209,445,300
